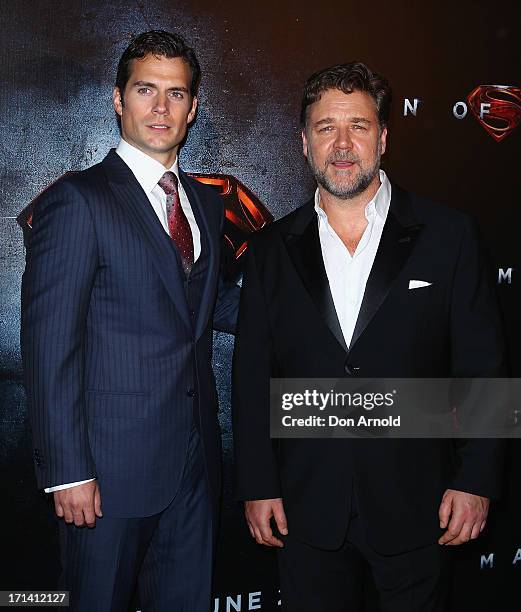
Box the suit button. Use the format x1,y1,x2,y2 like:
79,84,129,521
344,363,358,375
190,310,195,318
187,388,196,398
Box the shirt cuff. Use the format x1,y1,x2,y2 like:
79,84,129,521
45,478,96,493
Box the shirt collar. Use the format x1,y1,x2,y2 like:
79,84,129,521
115,138,180,195
314,169,391,221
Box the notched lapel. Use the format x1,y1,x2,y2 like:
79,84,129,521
102,150,191,331
349,186,423,352
283,206,348,352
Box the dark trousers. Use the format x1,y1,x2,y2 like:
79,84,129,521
58,425,212,612
278,502,450,612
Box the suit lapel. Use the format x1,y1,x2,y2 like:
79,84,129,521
179,170,218,340
348,184,423,352
284,185,423,356
101,149,191,331
283,201,348,352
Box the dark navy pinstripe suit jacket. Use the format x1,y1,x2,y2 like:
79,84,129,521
21,149,239,518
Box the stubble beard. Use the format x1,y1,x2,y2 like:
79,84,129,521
307,142,382,200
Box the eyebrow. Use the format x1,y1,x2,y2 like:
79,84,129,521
314,116,372,127
132,81,189,93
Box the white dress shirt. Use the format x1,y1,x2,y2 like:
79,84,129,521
45,139,201,493
315,170,391,348
116,138,201,260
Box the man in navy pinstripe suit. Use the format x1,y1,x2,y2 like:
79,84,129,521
21,30,239,611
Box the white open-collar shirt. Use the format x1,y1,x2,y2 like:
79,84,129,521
314,170,391,348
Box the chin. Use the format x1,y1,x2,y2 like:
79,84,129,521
147,141,175,152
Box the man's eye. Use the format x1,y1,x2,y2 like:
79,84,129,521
352,124,366,131
169,91,184,99
319,126,333,133
137,87,151,94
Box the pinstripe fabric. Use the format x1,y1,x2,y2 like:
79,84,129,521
58,425,212,612
138,425,212,611
21,149,238,519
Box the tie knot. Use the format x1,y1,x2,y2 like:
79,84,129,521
158,171,178,195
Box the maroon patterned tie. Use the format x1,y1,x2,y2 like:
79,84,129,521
158,171,194,275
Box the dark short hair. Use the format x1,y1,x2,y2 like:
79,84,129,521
115,30,201,98
300,62,391,129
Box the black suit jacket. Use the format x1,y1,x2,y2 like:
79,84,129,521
21,149,239,518
232,183,506,554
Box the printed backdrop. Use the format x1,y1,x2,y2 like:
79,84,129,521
1,1,520,609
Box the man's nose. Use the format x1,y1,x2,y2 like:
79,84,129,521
153,92,169,114
335,127,353,149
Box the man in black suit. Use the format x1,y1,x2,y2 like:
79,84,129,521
232,62,505,611
21,30,239,611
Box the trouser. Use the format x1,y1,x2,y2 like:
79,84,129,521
278,497,450,612
58,425,213,612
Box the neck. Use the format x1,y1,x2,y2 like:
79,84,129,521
145,148,178,170
121,136,179,170
156,150,179,170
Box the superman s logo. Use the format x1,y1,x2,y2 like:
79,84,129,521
467,85,521,142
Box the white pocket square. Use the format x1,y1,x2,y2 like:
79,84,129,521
409,280,432,290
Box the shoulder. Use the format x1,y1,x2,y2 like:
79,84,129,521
59,162,107,198
248,200,314,250
181,171,224,223
28,162,107,229
398,186,478,241
182,172,223,204
37,162,105,204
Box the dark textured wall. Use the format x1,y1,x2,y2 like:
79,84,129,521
1,1,520,609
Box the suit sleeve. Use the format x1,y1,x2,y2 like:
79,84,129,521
232,239,281,500
213,275,241,334
21,181,97,490
212,193,240,334
448,214,507,499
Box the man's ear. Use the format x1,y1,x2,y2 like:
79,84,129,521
302,129,308,159
187,96,198,124
113,87,123,116
380,126,387,156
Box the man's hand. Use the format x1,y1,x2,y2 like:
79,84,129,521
245,498,288,548
438,488,489,545
54,481,102,527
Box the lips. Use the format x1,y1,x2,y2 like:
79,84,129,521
148,124,170,130
331,160,355,169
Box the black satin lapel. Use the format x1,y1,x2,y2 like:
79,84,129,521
179,173,217,339
103,156,191,331
348,213,423,352
284,217,348,352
